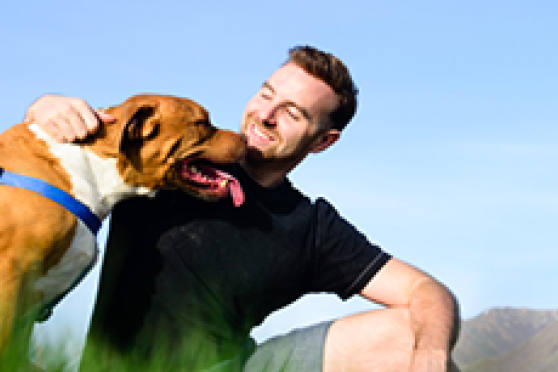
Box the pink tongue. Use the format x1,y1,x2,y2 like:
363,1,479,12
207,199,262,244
215,169,244,207
226,177,245,207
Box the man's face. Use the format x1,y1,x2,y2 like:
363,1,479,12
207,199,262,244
241,63,340,171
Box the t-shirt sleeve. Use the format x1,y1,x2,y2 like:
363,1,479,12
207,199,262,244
309,198,391,300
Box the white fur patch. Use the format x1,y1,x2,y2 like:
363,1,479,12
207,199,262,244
33,220,97,306
28,123,154,218
27,123,156,305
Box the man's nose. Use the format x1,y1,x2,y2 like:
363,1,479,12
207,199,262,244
257,102,278,126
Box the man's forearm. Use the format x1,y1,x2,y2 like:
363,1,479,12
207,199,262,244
409,277,460,354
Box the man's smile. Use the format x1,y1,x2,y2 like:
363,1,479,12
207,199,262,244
249,122,275,143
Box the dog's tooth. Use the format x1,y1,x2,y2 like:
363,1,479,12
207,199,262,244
219,179,229,188
190,165,200,174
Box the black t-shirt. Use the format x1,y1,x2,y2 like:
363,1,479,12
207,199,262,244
83,164,391,370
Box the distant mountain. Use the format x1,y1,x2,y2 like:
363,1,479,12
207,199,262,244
453,307,558,371
463,320,558,372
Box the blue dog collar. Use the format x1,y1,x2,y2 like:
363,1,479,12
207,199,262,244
0,167,102,234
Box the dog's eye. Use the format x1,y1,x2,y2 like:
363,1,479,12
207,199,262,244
196,120,212,128
195,120,215,136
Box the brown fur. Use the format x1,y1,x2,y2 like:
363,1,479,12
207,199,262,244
0,94,245,351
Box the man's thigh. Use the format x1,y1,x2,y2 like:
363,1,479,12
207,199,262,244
324,308,461,372
244,320,333,372
324,308,417,372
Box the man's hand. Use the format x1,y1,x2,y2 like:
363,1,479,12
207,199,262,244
24,94,115,142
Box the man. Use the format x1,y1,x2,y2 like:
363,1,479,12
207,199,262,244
26,46,460,371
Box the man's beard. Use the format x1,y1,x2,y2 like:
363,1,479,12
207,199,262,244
242,116,279,164
244,145,278,166
241,115,314,172
243,139,312,176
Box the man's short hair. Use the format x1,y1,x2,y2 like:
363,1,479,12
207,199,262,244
287,46,358,131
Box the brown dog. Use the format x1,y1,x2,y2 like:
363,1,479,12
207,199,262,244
0,94,246,351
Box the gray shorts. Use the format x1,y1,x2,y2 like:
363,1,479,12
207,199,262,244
243,320,333,372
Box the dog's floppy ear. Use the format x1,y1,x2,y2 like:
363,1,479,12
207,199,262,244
125,105,160,140
119,103,161,153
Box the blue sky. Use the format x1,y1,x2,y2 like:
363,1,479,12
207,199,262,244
1,0,557,362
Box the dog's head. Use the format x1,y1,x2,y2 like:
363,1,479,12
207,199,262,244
100,94,246,207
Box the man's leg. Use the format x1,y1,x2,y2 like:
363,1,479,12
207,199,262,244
323,308,459,372
244,321,331,371
245,308,459,371
323,308,414,371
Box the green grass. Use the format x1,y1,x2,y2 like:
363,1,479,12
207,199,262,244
0,330,243,371
0,330,68,371
2,308,247,371
1,337,204,372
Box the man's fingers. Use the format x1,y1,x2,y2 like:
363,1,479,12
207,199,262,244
54,109,81,142
95,109,116,124
44,119,64,142
71,99,100,138
27,95,108,142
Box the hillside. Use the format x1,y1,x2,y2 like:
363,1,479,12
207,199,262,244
453,307,558,370
463,320,558,372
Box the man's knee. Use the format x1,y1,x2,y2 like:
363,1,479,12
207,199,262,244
323,308,415,371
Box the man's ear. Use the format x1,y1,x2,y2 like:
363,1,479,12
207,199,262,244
310,129,340,154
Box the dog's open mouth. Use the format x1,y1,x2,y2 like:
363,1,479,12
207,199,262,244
180,158,245,207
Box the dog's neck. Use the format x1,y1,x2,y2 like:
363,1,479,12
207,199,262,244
28,123,155,219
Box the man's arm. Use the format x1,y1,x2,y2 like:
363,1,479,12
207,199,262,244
24,94,114,141
361,257,460,370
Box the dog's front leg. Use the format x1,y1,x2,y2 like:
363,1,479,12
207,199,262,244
0,263,24,352
0,246,42,355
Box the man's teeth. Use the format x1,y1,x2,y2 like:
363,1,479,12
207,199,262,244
253,124,271,140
